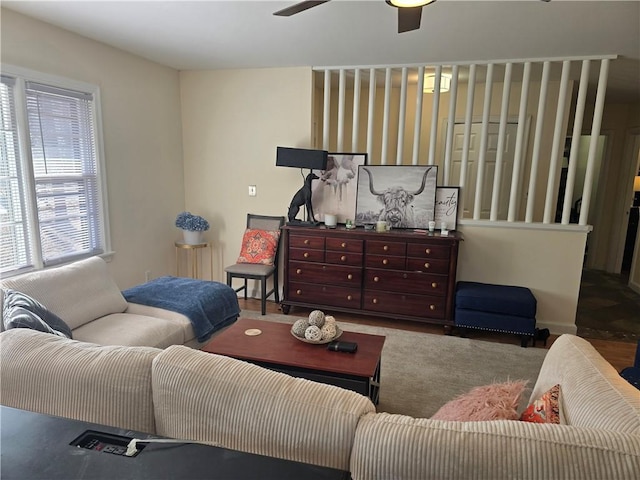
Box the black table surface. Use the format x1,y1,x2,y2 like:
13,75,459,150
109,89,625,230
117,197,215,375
0,406,349,480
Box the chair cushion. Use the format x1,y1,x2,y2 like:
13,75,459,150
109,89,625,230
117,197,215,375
236,228,280,265
456,281,537,318
2,289,72,338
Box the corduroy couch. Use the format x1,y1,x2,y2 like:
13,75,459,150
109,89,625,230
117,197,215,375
1,328,638,479
0,257,216,348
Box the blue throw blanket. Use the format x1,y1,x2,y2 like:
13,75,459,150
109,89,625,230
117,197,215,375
123,276,240,343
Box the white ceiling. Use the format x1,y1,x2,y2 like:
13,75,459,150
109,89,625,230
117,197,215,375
4,0,640,101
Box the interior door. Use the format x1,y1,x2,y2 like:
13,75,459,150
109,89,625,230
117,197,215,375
450,122,519,219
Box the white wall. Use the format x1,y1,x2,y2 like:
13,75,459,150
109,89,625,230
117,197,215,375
179,67,314,286
1,8,185,288
457,223,588,334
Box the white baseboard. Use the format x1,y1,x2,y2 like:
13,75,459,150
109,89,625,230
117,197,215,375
536,321,577,336
630,280,640,295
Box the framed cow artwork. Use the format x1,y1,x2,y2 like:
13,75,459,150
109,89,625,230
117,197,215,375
355,165,438,229
310,153,367,225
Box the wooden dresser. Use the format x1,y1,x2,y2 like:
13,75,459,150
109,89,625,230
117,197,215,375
281,225,462,328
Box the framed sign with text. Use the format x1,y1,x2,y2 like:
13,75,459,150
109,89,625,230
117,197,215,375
435,187,459,230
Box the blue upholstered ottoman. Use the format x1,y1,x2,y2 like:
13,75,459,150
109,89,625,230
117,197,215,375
455,281,537,347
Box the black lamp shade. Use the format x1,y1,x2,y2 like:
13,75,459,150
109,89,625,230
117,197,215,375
276,147,328,170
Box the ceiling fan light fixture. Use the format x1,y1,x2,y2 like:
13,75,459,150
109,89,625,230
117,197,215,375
424,73,452,93
387,0,435,8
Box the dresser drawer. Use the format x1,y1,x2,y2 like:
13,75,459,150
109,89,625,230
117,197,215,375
289,261,361,287
366,240,406,256
406,243,450,260
406,257,450,274
289,247,325,263
289,235,325,249
364,269,448,296
326,251,363,266
364,254,406,270
362,291,446,319
288,282,362,309
326,237,363,253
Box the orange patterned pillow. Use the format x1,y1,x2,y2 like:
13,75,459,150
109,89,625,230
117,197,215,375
520,384,562,424
237,229,280,265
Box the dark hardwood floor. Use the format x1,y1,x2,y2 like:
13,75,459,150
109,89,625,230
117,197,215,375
238,298,637,373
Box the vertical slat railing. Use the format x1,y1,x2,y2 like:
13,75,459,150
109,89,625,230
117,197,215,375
490,62,513,221
543,60,571,223
508,61,531,222
561,60,590,224
381,68,392,165
315,55,613,226
443,65,459,185
473,63,494,219
322,69,331,150
411,66,425,165
396,67,408,165
427,65,442,166
337,69,346,151
579,59,609,225
352,69,361,152
525,61,550,223
366,69,376,159
458,64,477,216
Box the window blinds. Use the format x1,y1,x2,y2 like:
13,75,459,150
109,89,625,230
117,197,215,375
24,81,104,265
0,75,32,273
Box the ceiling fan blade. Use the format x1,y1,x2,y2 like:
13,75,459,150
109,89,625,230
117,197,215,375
274,1,331,17
397,6,423,33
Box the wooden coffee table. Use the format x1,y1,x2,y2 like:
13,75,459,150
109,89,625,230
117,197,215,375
202,318,385,404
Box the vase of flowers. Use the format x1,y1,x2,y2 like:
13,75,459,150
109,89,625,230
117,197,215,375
175,211,210,245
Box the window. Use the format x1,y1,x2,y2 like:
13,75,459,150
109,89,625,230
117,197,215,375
1,67,109,276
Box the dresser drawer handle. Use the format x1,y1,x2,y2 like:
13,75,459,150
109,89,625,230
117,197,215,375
431,282,438,288
296,289,302,295
424,262,430,269
303,252,309,258
373,276,380,282
341,255,347,261
429,304,436,311
341,242,346,248
372,298,378,304
425,248,431,255
304,239,310,245
383,245,389,251
296,269,302,274
382,259,388,265
347,274,353,280
403,273,408,279
347,295,353,301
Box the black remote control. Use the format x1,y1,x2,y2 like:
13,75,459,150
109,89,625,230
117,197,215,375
327,341,357,353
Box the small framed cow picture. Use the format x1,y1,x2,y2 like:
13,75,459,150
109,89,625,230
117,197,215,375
355,165,438,229
310,153,367,225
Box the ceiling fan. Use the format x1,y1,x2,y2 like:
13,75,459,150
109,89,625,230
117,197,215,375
274,0,551,34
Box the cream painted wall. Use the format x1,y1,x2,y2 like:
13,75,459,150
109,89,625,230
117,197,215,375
179,68,314,288
457,223,588,334
1,9,185,288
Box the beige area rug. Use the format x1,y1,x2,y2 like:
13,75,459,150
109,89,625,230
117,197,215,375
238,310,548,419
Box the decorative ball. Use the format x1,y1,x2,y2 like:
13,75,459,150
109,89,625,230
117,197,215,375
292,319,309,338
324,315,336,325
304,325,323,341
321,323,337,340
308,310,325,328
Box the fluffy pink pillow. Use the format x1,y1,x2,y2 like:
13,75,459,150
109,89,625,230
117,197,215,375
431,380,528,422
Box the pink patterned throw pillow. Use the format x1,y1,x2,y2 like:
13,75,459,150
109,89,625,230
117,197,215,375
520,384,562,424
236,229,280,265
431,380,528,422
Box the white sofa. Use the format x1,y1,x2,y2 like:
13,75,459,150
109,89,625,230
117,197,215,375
0,257,202,348
0,329,638,479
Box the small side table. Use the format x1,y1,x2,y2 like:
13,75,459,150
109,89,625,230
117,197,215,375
175,242,214,280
